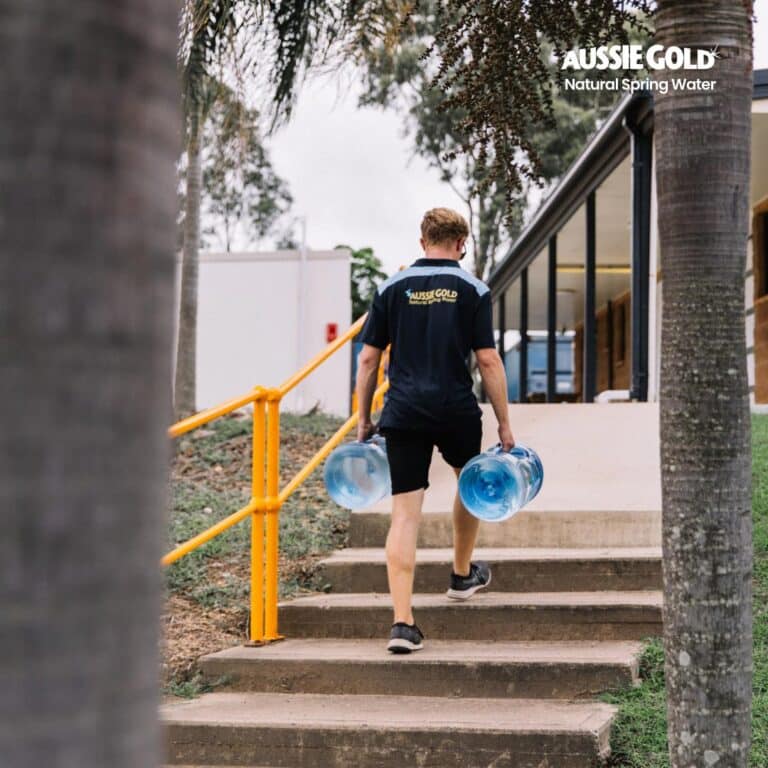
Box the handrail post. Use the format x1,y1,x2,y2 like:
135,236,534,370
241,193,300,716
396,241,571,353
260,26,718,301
249,391,266,644
264,390,282,640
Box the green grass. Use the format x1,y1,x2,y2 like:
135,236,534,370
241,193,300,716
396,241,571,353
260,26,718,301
165,481,249,597
165,410,349,606
751,415,768,768
603,414,768,766
603,640,669,767
165,672,231,699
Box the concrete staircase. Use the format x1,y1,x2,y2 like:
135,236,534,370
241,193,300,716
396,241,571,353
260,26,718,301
163,404,664,767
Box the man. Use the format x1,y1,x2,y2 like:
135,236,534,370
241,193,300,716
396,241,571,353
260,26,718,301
356,207,515,654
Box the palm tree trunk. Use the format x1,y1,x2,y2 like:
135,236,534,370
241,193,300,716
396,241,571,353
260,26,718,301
654,2,753,764
175,103,203,419
0,3,178,768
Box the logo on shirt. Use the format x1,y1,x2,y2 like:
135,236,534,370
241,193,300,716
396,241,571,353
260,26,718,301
405,287,458,305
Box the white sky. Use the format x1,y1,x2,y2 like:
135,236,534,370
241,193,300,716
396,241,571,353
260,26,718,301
265,3,768,277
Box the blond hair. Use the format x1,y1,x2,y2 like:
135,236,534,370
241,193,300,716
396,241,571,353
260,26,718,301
420,207,469,247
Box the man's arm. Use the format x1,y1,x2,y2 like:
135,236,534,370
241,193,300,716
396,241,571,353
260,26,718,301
475,347,515,450
356,344,382,441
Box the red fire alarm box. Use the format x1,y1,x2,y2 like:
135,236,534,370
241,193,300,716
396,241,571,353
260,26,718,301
326,323,338,343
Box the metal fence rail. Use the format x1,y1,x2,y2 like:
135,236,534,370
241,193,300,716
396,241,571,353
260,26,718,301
162,314,389,644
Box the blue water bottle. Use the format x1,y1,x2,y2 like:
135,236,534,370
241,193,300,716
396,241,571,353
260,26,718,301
324,435,391,510
458,443,543,522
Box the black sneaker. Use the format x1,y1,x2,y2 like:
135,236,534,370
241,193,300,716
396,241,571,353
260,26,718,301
387,622,424,654
446,561,492,600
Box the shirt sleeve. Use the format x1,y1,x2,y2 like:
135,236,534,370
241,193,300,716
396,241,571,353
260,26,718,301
471,291,495,351
358,290,389,349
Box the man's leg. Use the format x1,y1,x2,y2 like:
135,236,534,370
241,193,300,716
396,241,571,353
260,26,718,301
451,467,479,577
386,488,425,624
438,418,491,600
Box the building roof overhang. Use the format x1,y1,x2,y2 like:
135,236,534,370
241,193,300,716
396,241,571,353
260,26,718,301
489,68,768,298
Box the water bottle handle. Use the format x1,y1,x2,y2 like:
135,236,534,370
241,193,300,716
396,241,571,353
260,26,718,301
490,442,529,459
356,425,381,445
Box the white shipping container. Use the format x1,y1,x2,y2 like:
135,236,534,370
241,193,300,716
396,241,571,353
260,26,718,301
174,249,352,417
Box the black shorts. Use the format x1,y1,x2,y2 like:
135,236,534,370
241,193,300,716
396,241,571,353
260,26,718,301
380,419,483,495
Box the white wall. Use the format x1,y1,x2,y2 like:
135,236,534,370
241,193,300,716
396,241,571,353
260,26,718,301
177,250,352,417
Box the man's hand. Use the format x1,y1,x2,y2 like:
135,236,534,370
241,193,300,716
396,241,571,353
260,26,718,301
357,420,376,443
498,423,515,451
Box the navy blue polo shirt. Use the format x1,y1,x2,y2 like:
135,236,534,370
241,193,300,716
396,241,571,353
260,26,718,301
359,257,495,429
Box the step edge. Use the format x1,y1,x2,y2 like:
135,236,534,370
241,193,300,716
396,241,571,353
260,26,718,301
278,590,664,608
318,550,663,566
164,714,617,736
200,639,646,664
200,644,643,663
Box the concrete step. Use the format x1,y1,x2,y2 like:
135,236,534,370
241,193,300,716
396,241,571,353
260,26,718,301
318,546,662,593
349,508,661,548
278,590,663,641
200,638,642,699
162,692,616,767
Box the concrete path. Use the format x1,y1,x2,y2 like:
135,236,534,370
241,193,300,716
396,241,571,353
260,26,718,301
163,402,664,767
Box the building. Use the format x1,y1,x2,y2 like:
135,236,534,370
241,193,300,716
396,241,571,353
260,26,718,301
503,332,576,402
488,70,768,405
175,249,352,416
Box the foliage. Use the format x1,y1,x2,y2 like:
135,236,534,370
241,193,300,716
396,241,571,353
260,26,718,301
750,414,768,768
165,672,230,699
179,1,414,131
177,1,419,253
275,227,300,249
165,411,350,607
165,480,248,599
201,82,293,251
602,414,768,766
602,639,669,767
425,1,652,214
179,0,245,120
358,1,649,275
358,1,520,277
337,244,387,319
262,1,415,128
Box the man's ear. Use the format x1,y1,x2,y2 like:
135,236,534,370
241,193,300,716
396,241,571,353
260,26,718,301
419,237,426,251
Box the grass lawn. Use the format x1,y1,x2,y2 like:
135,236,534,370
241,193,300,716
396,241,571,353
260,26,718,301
161,410,348,695
603,414,768,766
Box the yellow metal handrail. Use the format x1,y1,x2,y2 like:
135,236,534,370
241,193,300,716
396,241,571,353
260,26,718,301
168,389,263,439
162,314,389,644
278,314,367,396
